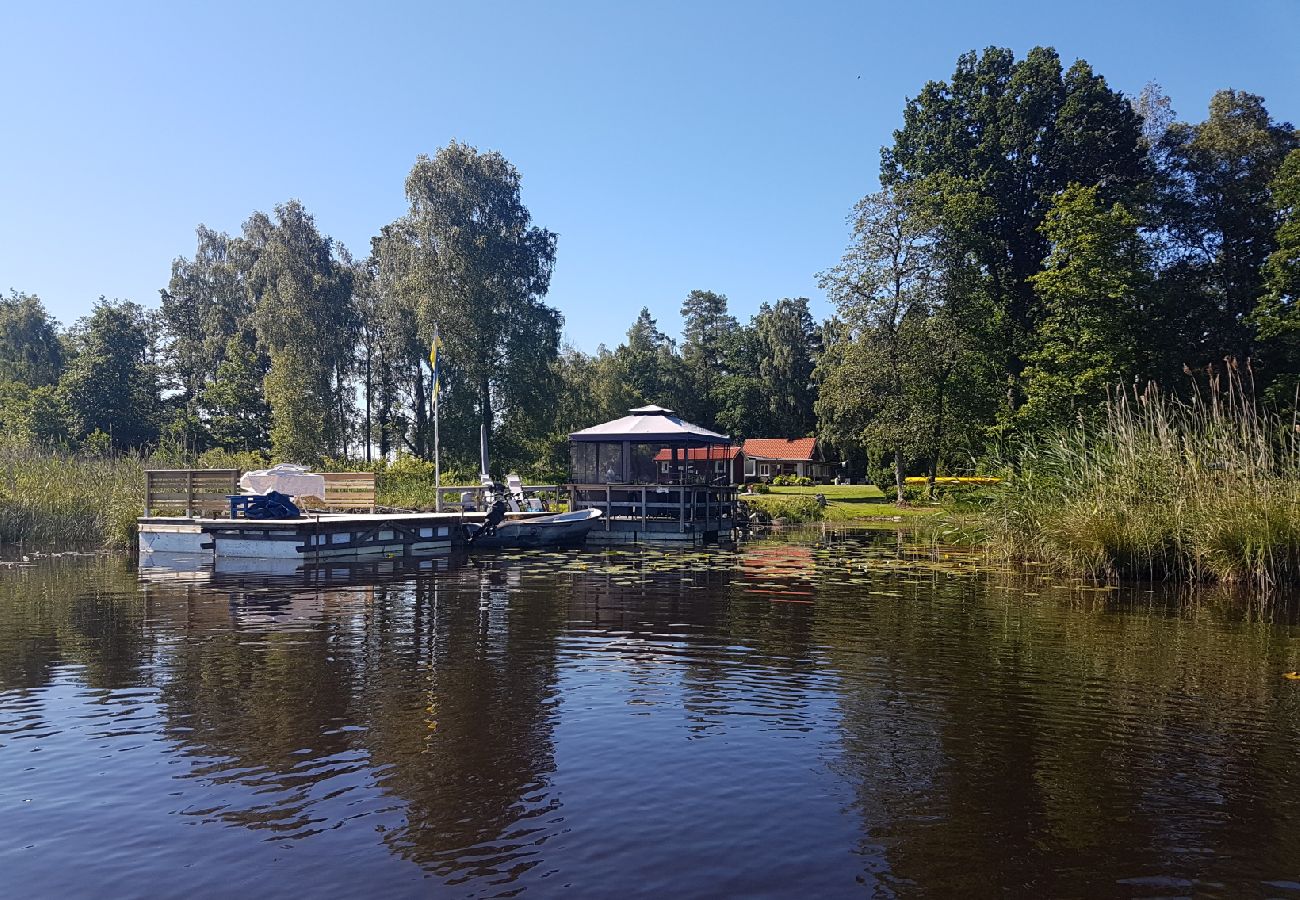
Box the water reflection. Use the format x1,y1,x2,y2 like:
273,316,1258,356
3,533,1300,895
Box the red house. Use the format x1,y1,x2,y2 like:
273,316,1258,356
652,444,745,484
741,438,836,483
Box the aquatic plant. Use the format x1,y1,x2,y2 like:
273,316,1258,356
0,444,143,549
980,367,1300,587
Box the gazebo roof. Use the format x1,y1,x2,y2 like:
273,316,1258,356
569,405,729,443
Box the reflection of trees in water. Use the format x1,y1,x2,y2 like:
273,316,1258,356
139,561,567,888
824,574,1300,894
0,557,153,694
155,579,362,836
354,563,565,886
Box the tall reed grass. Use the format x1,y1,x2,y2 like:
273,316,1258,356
0,446,144,550
980,367,1300,588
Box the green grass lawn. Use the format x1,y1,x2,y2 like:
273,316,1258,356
747,484,941,521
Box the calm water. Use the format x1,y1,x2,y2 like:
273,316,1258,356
4,530,1300,897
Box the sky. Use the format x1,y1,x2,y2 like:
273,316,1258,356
1,0,1298,352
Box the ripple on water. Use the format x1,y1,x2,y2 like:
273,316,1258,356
3,536,1300,895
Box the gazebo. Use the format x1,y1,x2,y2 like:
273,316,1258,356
568,405,730,484
566,405,739,544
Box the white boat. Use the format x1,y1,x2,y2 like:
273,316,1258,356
463,508,602,550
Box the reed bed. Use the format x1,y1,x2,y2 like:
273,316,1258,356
981,370,1300,588
0,447,144,550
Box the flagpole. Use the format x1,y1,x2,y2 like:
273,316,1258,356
434,384,441,512
431,327,442,513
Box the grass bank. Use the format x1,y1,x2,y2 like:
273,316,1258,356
742,483,942,524
0,447,143,550
975,376,1300,588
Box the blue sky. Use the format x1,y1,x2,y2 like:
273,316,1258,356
1,0,1297,352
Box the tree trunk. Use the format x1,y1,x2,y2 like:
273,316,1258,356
894,448,905,505
413,365,428,458
364,345,372,463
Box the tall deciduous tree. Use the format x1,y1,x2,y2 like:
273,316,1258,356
59,299,161,450
1019,184,1151,430
200,331,270,451
243,201,355,462
0,292,63,386
883,46,1148,417
818,189,943,500
1155,90,1300,368
379,143,559,468
1252,148,1300,396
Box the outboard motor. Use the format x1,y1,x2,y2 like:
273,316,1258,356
466,499,508,545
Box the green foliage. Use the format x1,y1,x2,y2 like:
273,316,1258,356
1156,91,1299,367
753,298,820,436
0,444,143,549
374,142,560,469
265,347,328,464
978,371,1300,587
58,299,161,450
201,331,270,451
744,494,825,524
1253,148,1300,396
0,292,63,386
1019,184,1150,430
771,474,813,486
883,46,1148,421
0,381,70,447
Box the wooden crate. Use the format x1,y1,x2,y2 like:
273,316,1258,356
320,472,377,513
144,469,240,517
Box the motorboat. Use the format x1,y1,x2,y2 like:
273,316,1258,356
463,507,602,550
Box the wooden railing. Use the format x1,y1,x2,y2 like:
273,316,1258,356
430,484,562,510
320,472,377,512
567,483,738,531
144,469,240,517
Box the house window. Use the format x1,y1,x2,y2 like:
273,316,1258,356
660,461,670,474
759,463,770,476
745,458,755,476
714,461,726,474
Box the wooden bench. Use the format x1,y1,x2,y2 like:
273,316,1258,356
144,469,241,517
320,472,377,513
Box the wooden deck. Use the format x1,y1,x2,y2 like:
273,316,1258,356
567,483,738,545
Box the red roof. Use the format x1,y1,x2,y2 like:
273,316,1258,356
652,444,742,462
742,437,817,461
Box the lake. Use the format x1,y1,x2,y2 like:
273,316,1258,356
3,528,1300,897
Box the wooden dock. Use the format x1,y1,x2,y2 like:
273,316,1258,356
567,483,737,545
137,510,547,562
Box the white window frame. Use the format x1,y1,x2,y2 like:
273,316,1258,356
660,461,670,474
759,463,770,477
745,458,756,476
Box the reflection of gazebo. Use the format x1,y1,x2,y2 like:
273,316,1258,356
567,405,738,544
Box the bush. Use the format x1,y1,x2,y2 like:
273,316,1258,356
748,481,771,494
743,493,824,524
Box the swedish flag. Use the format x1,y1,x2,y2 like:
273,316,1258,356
429,328,444,396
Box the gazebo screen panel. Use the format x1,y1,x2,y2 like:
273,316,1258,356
570,441,625,483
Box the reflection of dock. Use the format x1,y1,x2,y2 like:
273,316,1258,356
138,550,456,584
